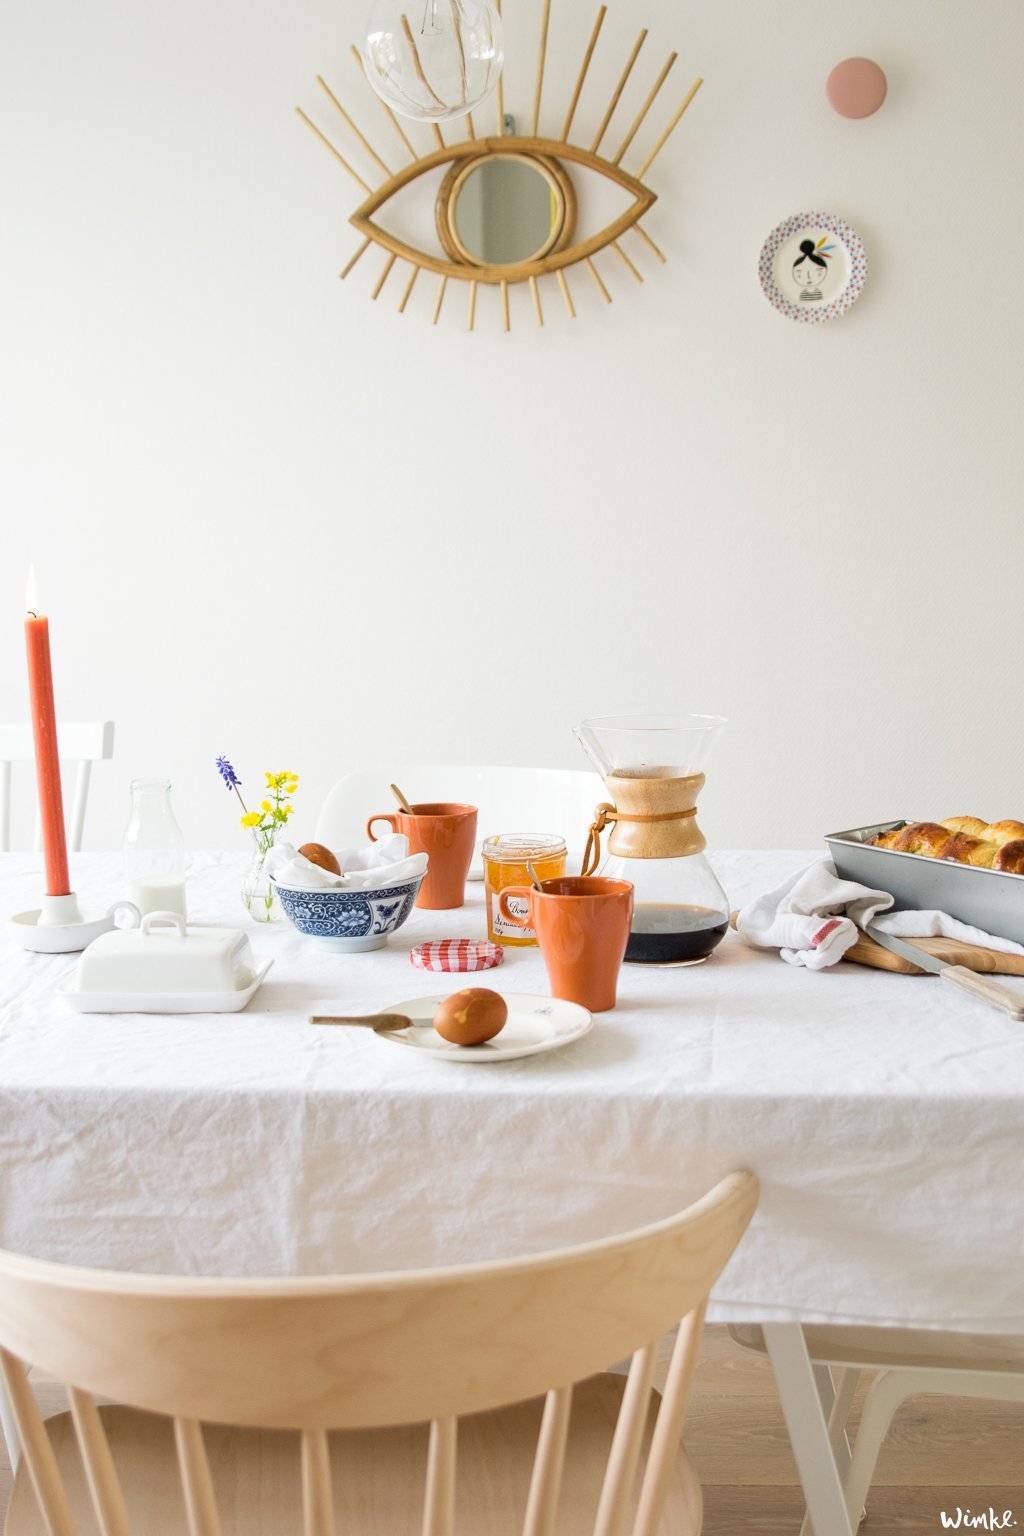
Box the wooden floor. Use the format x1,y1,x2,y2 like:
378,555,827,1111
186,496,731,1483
2,1328,1022,1533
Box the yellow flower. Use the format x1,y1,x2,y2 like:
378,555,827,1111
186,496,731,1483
240,811,261,829
262,770,298,794
261,800,271,812
285,804,294,816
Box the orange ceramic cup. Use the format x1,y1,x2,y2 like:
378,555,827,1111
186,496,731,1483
367,802,478,911
498,876,634,1012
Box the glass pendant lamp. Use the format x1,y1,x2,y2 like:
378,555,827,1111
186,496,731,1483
363,0,504,122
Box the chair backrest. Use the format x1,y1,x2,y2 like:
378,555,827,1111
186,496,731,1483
0,1171,757,1536
316,766,606,864
0,721,115,853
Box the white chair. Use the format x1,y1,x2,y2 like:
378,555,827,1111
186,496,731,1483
731,1324,1024,1532
0,1171,758,1536
317,765,606,870
0,722,115,853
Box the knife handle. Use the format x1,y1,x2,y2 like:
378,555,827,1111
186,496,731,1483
308,1014,412,1031
940,966,1024,1020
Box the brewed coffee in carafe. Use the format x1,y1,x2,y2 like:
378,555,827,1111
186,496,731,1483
573,714,729,966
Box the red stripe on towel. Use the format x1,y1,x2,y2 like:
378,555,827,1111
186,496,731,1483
811,919,843,948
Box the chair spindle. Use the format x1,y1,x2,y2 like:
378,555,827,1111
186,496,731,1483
592,1343,656,1536
69,762,92,854
0,761,11,853
521,1384,573,1536
301,1428,335,1536
0,1349,78,1536
174,1418,223,1536
422,1416,457,1536
68,1385,133,1536
631,1304,706,1536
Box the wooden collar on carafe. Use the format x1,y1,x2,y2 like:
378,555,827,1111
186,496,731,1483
580,772,706,876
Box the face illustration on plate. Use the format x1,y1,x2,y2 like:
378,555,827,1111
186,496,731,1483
760,214,865,322
791,236,835,300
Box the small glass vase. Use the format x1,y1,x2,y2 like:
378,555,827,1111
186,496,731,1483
242,839,282,923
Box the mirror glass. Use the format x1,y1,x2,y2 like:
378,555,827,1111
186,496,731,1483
453,156,561,265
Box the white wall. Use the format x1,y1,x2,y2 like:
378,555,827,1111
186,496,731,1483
2,0,1022,855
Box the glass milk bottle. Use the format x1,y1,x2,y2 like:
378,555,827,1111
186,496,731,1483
123,779,187,918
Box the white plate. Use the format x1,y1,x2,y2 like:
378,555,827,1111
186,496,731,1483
55,958,274,1014
758,211,867,323
375,992,593,1063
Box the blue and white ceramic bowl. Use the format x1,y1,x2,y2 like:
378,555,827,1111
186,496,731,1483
272,874,424,952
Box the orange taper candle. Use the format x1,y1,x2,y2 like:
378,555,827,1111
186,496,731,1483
24,568,70,896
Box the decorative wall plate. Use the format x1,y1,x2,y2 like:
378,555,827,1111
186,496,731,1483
759,212,867,324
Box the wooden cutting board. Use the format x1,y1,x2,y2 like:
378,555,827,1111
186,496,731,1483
843,932,1024,975
728,912,1024,975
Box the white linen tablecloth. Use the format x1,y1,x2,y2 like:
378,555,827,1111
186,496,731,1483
2,851,1023,1330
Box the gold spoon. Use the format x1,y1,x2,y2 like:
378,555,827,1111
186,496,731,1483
390,783,414,814
309,1013,413,1032
526,861,545,892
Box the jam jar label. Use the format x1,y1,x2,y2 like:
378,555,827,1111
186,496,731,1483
491,892,534,939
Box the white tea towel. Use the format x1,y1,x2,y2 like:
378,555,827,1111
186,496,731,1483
736,858,1024,970
266,836,429,892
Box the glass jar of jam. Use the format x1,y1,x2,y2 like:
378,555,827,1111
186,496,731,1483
483,834,568,946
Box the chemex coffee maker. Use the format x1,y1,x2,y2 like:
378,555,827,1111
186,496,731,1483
573,713,729,966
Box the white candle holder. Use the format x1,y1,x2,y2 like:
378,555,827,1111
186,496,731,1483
10,893,140,954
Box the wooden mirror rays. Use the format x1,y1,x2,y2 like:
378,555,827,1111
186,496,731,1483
297,1,703,330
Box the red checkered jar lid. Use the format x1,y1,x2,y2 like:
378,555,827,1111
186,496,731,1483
409,939,504,973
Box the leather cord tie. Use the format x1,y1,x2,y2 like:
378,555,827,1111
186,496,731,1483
580,803,698,877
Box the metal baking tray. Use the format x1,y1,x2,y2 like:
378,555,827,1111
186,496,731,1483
826,821,1024,948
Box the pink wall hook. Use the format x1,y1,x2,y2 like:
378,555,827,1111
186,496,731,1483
827,57,887,119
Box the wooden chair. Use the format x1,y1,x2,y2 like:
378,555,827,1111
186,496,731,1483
316,766,605,871
731,1324,1024,1533
0,1171,757,1536
0,722,115,853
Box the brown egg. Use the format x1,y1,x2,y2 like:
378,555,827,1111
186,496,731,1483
433,988,508,1047
298,841,341,876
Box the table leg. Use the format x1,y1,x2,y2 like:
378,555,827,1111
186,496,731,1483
811,1363,854,1481
0,1374,21,1473
763,1323,856,1536
812,1363,835,1414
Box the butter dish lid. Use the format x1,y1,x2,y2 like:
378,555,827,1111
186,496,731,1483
75,911,256,994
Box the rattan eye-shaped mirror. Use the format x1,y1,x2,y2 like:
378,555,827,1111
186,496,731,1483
297,1,703,330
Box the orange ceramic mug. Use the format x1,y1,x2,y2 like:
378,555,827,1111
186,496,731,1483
498,876,634,1012
367,802,478,911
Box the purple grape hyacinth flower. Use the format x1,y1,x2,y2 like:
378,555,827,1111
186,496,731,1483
216,755,241,791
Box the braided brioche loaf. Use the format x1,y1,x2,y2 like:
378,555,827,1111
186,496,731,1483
872,818,1024,874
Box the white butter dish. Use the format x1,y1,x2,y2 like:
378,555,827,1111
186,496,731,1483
56,958,273,1015
73,911,258,995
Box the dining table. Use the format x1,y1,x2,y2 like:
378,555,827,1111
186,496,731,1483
2,847,1023,1536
